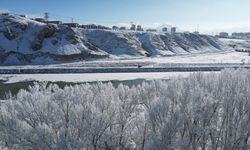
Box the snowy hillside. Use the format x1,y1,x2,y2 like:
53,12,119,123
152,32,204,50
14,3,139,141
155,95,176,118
220,38,250,51
79,30,228,56
0,14,229,65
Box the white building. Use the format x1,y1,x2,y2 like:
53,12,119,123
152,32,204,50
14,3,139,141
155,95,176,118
171,27,176,33
136,25,143,31
162,27,168,32
130,24,136,30
219,32,229,38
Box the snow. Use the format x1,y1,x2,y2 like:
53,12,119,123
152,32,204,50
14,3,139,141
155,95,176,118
0,14,91,55
0,14,231,65
133,51,250,64
44,51,250,68
0,51,249,71
80,29,146,56
135,32,175,55
220,38,250,50
0,69,249,150
0,72,195,83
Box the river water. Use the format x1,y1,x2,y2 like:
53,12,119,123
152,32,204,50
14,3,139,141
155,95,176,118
0,72,211,99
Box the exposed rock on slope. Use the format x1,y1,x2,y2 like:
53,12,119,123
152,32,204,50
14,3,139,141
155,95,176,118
0,14,229,65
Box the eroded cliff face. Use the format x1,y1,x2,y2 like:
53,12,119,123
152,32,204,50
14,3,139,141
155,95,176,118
0,14,228,65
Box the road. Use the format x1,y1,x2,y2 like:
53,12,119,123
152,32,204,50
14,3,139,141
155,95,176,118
0,63,249,74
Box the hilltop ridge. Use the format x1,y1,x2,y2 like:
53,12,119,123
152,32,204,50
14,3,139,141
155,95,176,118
0,14,230,65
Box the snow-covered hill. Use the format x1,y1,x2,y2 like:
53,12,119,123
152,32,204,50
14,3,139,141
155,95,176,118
220,38,250,51
0,14,229,65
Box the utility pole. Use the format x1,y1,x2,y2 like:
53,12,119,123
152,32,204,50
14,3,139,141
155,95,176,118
44,12,49,24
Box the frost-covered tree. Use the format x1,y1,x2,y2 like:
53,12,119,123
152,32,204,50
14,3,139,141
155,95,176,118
0,69,250,150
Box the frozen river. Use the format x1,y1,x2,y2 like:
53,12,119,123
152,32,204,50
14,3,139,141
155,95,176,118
0,72,214,99
0,72,196,84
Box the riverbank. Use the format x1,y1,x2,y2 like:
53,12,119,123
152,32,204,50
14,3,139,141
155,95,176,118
0,63,249,74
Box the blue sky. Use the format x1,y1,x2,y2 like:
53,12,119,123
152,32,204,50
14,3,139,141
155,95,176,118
1,0,250,33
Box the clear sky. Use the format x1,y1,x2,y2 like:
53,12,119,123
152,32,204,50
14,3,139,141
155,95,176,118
1,0,250,34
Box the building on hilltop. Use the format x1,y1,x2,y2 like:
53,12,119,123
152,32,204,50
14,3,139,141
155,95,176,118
80,24,110,30
219,32,229,38
80,24,96,29
19,14,27,18
136,25,143,31
112,26,119,30
34,18,46,23
146,29,157,32
231,32,250,39
171,27,176,33
130,24,136,30
0,13,10,16
47,21,62,25
97,25,111,30
119,27,126,30
193,31,199,34
162,27,168,32
62,23,79,28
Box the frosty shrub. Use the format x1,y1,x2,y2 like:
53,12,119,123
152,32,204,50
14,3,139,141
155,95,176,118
0,69,250,150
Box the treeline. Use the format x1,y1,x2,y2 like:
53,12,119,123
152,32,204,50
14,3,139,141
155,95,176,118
0,69,250,150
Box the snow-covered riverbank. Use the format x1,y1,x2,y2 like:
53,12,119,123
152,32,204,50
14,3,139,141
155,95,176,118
0,72,197,83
